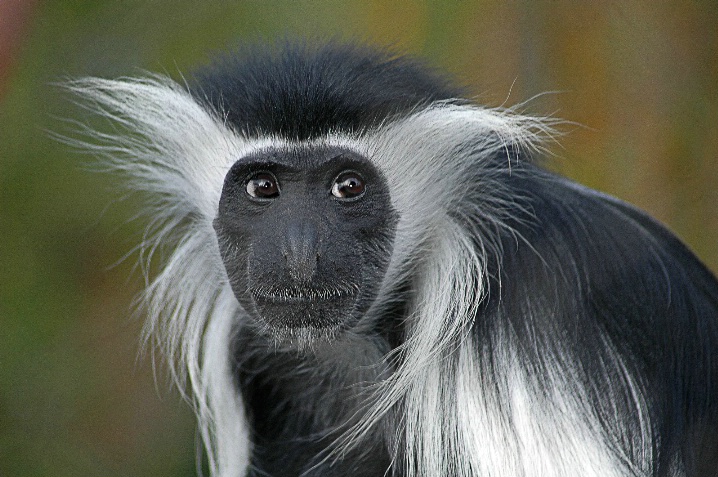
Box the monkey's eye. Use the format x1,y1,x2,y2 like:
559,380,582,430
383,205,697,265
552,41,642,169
246,172,280,199
331,171,365,199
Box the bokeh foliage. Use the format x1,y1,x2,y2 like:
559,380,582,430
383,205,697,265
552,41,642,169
1,1,716,475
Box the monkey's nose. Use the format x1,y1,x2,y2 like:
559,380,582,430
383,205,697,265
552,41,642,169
282,221,320,283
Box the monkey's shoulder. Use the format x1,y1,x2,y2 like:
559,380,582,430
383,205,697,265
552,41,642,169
490,167,718,326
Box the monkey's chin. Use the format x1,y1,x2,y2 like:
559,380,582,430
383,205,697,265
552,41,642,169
249,296,357,351
259,323,346,352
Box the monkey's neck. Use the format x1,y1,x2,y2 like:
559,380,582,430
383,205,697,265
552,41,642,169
233,325,395,476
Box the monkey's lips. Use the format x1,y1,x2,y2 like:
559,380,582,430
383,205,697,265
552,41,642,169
249,285,359,330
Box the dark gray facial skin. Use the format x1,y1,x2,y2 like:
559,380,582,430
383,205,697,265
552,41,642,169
213,146,398,348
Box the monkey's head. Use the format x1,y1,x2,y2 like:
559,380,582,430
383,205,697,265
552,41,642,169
65,43,531,353
198,43,464,346
213,145,398,343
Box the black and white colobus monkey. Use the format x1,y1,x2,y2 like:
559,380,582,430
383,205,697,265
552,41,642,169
68,43,718,477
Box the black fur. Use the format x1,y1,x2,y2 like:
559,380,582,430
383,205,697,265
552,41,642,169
191,42,463,140
233,326,395,477
475,164,718,476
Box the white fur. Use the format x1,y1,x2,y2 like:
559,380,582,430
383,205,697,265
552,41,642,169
66,76,651,477
64,76,257,476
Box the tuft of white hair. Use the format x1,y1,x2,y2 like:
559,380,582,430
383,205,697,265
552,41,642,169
64,75,650,477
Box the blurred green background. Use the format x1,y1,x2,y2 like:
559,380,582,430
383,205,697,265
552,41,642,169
1,1,716,475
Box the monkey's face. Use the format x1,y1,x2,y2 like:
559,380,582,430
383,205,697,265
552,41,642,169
213,146,398,345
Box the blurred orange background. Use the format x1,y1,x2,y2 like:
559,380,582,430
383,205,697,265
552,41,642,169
1,2,716,475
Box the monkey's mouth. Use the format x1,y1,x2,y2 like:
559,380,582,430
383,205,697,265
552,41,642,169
251,284,358,303
248,284,360,330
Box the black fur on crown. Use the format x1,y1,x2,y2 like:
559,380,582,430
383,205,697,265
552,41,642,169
190,41,464,140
